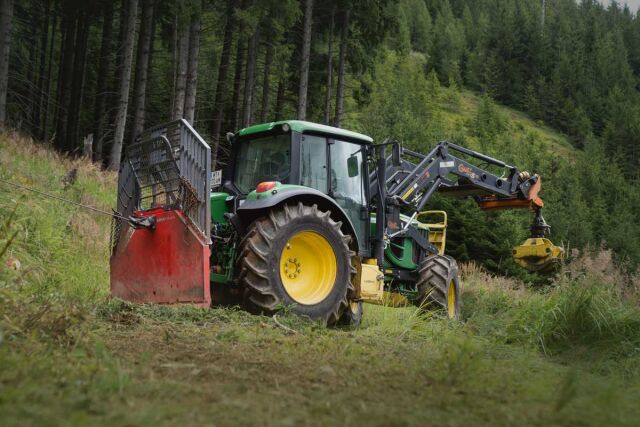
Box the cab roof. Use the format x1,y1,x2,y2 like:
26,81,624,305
238,120,373,144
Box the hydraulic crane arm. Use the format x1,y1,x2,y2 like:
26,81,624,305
378,141,543,213
370,140,561,271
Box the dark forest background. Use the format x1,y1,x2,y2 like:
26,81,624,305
1,0,639,276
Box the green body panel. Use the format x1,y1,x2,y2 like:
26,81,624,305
369,214,423,271
210,243,236,284
245,182,302,201
210,193,233,284
386,238,418,270
210,192,230,223
238,120,373,144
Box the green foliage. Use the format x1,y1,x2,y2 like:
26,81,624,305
358,51,445,147
392,0,432,54
545,140,640,269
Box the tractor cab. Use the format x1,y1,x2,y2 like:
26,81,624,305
222,121,374,255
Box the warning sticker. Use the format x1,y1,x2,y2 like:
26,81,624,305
211,170,222,187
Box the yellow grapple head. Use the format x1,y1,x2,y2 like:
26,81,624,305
513,238,564,273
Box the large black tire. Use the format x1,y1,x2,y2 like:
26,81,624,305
414,255,461,319
238,203,355,325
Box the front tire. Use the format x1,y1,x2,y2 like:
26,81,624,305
238,203,355,325
414,255,461,319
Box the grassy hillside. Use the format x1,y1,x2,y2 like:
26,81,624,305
441,91,577,159
1,125,640,426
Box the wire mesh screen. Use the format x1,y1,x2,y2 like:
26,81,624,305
111,160,139,255
126,135,182,210
116,119,211,241
116,160,140,217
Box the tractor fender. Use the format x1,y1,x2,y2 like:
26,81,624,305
236,186,361,253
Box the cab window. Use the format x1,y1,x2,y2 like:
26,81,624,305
300,135,328,192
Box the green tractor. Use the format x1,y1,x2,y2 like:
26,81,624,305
110,119,561,325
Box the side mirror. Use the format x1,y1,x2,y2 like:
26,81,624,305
226,132,235,145
347,156,359,178
392,142,402,166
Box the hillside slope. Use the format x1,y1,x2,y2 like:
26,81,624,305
443,91,577,159
1,125,639,426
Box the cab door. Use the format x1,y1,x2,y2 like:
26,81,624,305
300,135,369,255
329,139,368,255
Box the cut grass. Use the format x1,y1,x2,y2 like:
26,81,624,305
2,133,639,426
2,291,640,426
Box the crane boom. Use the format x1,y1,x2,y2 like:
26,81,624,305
370,140,561,271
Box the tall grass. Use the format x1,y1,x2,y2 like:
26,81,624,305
0,133,114,302
461,257,640,377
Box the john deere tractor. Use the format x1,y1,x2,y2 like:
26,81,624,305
110,119,562,325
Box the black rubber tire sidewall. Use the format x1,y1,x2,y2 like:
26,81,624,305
414,254,461,319
239,204,352,324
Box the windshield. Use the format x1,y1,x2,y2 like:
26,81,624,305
233,134,291,193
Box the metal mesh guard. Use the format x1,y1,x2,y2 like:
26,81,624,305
126,135,181,211
116,119,211,242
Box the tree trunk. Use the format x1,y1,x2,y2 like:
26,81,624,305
172,20,189,120
42,7,57,143
184,14,201,124
333,8,350,128
296,0,313,120
66,9,90,152
231,35,246,130
112,0,129,113
145,0,158,96
129,0,155,144
93,0,114,161
34,0,51,139
170,14,177,116
274,76,285,121
324,8,335,125
260,40,274,123
108,0,139,171
54,7,77,151
211,0,235,169
0,0,14,129
26,14,39,134
242,31,258,127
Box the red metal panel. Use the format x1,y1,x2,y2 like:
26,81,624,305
110,208,211,307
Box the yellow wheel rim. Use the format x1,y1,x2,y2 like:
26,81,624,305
447,280,456,319
280,231,337,305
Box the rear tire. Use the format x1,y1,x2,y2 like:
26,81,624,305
238,203,355,325
414,255,461,319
